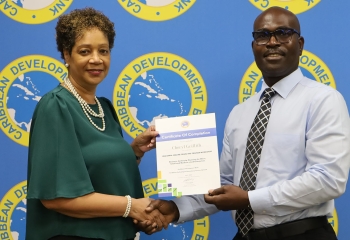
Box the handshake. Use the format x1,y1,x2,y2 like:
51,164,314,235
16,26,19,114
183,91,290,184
130,185,249,235
130,199,179,235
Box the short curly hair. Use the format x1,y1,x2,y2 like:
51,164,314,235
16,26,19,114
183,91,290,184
55,7,116,60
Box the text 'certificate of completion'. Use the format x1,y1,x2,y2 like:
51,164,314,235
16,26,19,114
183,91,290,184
155,113,220,197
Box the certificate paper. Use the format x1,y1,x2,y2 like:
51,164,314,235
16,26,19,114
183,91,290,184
155,113,220,197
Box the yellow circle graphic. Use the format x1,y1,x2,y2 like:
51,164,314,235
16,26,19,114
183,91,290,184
142,178,210,239
328,208,338,235
0,181,27,240
249,0,320,14
117,0,196,21
0,0,73,24
113,52,207,139
0,55,67,146
239,50,336,103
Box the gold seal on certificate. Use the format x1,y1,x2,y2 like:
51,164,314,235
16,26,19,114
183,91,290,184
155,113,221,197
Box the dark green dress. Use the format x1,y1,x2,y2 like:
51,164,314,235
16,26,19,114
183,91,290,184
26,85,144,240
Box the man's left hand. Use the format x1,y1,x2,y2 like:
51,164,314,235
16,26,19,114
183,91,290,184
204,185,249,211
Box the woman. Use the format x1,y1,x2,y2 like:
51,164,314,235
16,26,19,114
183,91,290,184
26,8,164,240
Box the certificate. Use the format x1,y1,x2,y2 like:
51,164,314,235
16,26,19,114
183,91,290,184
155,113,220,197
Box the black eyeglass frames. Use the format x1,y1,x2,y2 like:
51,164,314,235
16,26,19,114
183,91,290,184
252,28,300,45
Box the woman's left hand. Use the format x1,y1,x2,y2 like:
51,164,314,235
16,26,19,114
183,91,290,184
131,126,158,158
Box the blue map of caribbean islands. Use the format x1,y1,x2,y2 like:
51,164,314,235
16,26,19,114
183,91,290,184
9,200,27,240
7,72,58,133
129,69,191,128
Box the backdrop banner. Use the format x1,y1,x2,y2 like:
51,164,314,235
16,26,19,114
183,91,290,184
0,1,348,239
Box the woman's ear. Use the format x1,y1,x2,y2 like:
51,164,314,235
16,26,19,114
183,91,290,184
63,50,70,65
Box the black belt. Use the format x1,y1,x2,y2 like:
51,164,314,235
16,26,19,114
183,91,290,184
245,216,329,240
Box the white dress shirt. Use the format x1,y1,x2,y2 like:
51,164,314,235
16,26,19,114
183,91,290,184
173,68,350,229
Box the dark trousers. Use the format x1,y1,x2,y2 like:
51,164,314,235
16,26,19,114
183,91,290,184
233,222,337,240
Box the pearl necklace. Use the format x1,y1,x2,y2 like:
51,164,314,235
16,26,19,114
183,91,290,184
64,78,105,131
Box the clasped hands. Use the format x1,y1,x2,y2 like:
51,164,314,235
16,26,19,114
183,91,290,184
134,185,249,235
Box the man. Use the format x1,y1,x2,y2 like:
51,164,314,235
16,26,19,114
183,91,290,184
140,6,350,240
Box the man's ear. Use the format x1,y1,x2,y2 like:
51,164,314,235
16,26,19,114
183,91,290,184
298,36,305,56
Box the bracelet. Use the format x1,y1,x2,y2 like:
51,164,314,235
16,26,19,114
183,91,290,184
123,195,132,218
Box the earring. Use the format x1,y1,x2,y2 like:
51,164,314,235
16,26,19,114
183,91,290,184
65,63,69,68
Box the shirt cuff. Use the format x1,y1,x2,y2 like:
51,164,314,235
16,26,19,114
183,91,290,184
172,197,195,223
248,187,274,215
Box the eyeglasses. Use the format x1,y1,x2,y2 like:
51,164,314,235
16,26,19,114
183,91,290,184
252,28,300,46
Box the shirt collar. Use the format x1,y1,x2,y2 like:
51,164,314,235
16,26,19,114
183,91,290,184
259,68,303,100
